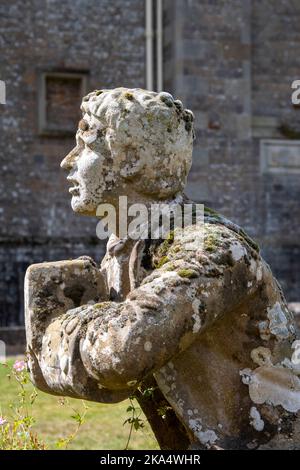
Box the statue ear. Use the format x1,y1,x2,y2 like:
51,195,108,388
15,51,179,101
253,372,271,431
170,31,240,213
119,146,143,179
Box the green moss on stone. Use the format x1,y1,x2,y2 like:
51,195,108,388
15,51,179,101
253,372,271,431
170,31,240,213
165,263,176,271
204,233,220,252
177,268,198,278
157,231,175,258
204,206,220,217
155,256,170,268
166,231,174,242
93,302,108,309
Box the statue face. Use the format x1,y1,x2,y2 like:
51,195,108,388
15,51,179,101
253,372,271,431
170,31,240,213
60,120,117,215
61,88,194,215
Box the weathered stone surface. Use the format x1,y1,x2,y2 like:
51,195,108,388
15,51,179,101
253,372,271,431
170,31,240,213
163,0,300,301
0,0,145,327
25,88,300,450
3,0,300,329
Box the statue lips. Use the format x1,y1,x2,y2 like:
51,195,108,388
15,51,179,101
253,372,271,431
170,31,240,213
69,187,80,196
67,177,80,196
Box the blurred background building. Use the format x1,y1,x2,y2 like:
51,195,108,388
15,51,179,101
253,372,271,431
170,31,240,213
0,0,300,351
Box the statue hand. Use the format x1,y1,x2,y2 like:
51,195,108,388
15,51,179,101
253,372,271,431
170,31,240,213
25,258,108,349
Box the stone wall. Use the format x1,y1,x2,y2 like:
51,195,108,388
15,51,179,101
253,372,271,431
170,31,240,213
164,0,300,300
1,0,300,337
0,0,145,329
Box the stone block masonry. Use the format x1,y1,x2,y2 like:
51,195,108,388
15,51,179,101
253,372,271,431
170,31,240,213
1,0,300,338
163,0,300,301
0,0,145,333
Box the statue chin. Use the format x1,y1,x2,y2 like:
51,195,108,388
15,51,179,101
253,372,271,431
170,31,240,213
71,196,95,216
71,196,82,212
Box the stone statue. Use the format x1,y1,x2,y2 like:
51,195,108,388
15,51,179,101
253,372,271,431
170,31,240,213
25,87,300,450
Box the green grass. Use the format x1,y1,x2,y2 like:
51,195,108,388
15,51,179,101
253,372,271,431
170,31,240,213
0,359,159,450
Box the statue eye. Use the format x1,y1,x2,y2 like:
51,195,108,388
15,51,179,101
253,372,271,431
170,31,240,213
78,119,89,132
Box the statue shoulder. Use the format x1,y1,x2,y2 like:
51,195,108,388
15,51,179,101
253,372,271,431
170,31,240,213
148,219,260,276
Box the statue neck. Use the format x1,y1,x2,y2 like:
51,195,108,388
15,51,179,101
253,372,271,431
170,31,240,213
111,192,184,240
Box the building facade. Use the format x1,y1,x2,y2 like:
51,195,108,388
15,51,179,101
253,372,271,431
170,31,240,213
0,0,146,336
164,0,300,300
0,0,299,347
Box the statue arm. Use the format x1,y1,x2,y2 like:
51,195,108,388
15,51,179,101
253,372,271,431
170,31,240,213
79,246,260,390
24,258,109,396
25,235,260,396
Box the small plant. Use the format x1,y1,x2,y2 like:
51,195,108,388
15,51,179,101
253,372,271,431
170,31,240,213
157,403,172,419
0,359,45,449
55,402,88,449
123,386,167,449
0,358,87,450
123,396,145,450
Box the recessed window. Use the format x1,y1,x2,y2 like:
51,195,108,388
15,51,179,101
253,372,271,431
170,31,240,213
38,72,88,135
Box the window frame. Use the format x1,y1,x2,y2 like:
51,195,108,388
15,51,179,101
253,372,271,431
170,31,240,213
38,71,88,136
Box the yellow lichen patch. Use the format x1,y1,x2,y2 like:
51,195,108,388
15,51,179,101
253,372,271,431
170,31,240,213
124,91,134,101
154,256,170,268
177,268,199,279
93,302,110,309
204,232,221,253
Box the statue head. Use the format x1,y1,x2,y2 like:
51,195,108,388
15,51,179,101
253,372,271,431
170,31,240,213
61,87,195,215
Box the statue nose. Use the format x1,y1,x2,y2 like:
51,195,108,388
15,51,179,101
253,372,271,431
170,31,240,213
60,146,79,170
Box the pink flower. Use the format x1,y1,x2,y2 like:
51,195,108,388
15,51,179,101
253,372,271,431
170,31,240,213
0,417,7,426
13,360,26,373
